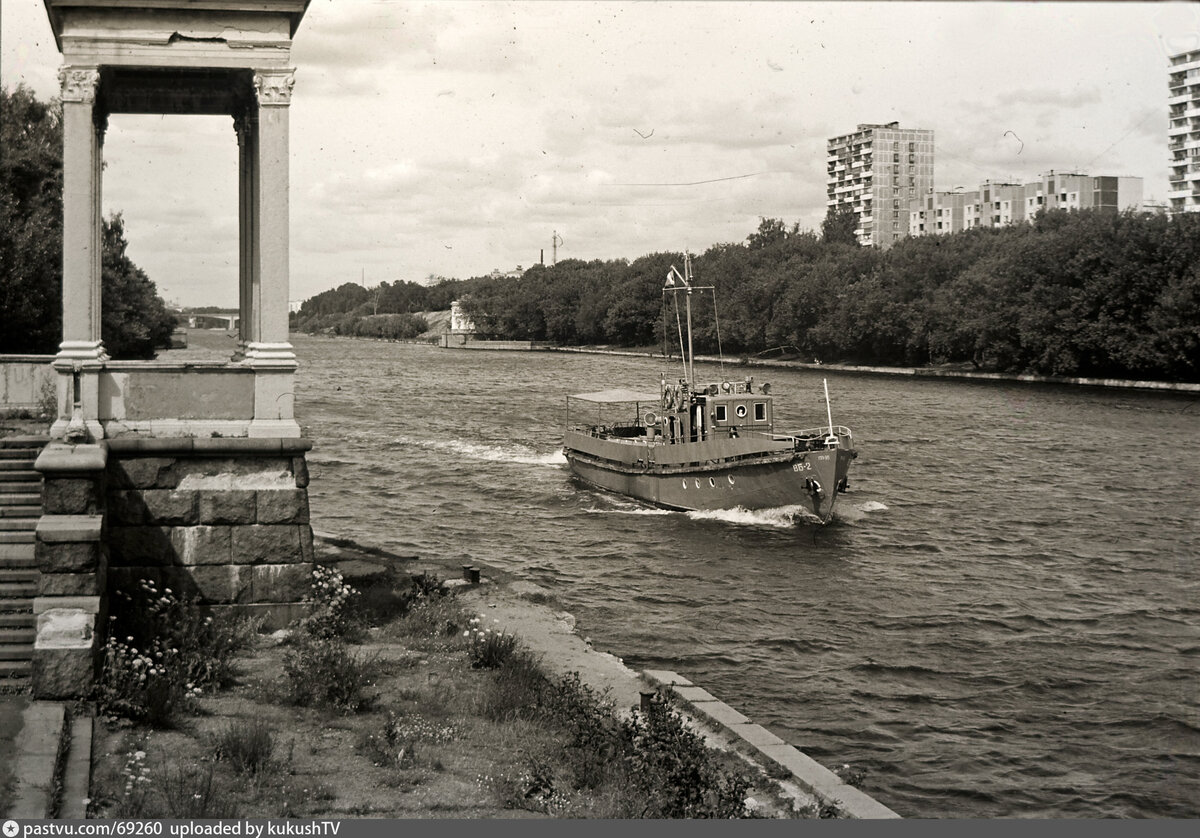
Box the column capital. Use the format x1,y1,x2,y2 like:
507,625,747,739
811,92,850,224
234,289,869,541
253,70,296,107
58,67,100,104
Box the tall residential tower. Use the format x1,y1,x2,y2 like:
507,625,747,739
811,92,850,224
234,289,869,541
1168,48,1200,213
826,122,934,248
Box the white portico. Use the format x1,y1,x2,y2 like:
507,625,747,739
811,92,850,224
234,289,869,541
45,0,309,440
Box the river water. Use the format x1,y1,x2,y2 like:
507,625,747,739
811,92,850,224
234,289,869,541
290,333,1199,818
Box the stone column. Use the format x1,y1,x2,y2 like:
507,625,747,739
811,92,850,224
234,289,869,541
51,67,106,442
233,111,258,360
243,70,299,438
244,70,295,366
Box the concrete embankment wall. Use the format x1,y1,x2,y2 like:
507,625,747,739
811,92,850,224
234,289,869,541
552,347,1200,394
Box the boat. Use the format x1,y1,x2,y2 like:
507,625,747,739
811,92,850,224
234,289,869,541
562,255,857,523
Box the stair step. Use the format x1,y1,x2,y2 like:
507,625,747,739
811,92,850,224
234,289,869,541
0,506,41,519
0,459,40,470
0,541,35,558
0,608,34,625
0,659,31,678
0,453,37,464
0,519,39,531
0,627,35,644
0,581,37,598
0,470,39,482
0,480,41,492
0,597,34,614
0,568,38,582
0,494,40,506
0,560,37,574
0,531,35,544
0,642,34,661
0,435,48,448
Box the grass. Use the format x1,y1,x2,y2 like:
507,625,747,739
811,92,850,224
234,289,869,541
87,563,812,819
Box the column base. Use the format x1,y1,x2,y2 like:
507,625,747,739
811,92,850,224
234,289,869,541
241,342,297,366
54,341,108,364
248,418,302,438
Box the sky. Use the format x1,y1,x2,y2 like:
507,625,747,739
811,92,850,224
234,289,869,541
2,1,1198,308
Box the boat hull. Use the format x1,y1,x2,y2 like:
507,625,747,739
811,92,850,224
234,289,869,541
564,443,853,523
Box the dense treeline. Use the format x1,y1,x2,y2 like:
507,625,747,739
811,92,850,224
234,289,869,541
293,276,480,336
296,209,1199,381
463,211,1200,382
1,86,176,358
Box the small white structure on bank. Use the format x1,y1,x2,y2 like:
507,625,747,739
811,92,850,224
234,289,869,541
449,300,477,335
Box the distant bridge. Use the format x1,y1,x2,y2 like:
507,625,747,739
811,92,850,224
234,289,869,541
186,312,239,330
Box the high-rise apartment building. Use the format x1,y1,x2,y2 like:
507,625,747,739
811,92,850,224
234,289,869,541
1168,48,1200,213
909,171,1143,238
826,122,934,248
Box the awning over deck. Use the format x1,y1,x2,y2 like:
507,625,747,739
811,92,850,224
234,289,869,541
568,389,661,403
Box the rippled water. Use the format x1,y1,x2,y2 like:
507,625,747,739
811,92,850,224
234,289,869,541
292,334,1200,818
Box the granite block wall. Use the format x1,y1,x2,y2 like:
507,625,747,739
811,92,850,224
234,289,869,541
103,452,314,612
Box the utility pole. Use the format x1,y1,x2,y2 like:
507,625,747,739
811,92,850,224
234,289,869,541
552,231,563,266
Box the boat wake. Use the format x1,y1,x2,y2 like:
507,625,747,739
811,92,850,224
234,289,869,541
687,504,821,529
831,499,890,523
392,435,566,466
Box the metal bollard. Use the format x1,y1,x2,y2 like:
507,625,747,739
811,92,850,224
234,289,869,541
640,690,656,713
462,566,480,585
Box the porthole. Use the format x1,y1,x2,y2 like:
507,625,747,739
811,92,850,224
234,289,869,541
709,477,716,487
694,478,701,489
682,480,688,490
735,404,747,419
727,475,736,486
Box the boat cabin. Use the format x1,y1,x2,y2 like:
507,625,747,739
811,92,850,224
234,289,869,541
657,377,772,444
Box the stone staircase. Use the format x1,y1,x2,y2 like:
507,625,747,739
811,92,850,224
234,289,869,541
0,436,46,692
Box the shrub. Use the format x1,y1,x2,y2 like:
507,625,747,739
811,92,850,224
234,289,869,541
542,673,624,790
388,594,464,640
409,572,447,600
213,718,276,776
98,580,258,724
466,615,518,669
493,756,570,815
282,634,375,712
621,690,749,818
95,635,198,727
478,649,549,723
298,565,360,640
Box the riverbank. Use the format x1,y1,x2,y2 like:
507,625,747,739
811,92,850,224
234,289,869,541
1,532,898,819
550,346,1200,395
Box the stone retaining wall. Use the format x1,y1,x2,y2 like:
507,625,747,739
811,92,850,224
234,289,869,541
103,442,314,625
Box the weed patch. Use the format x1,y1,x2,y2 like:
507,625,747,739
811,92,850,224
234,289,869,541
97,580,259,726
282,634,376,712
213,718,276,776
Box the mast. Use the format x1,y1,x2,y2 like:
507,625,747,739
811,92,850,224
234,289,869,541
685,256,696,386
666,254,711,388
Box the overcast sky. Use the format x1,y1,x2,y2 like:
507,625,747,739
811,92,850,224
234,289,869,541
3,1,1198,307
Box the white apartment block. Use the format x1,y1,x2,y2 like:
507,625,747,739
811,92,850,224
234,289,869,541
1169,48,1200,213
909,172,1143,237
827,122,934,248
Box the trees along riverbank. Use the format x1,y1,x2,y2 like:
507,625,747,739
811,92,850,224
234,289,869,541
1,86,177,359
294,212,1200,384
